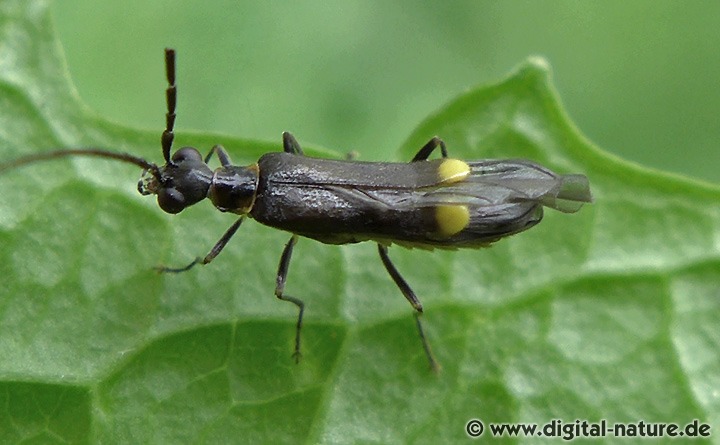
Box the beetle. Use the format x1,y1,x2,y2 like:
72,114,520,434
0,48,591,370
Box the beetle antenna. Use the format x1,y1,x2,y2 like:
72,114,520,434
0,49,180,181
162,48,176,165
0,148,159,176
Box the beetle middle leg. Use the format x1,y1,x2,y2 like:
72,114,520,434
156,217,245,273
377,244,440,372
282,132,304,155
275,235,305,363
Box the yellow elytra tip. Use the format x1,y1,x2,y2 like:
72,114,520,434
435,205,470,237
438,159,470,184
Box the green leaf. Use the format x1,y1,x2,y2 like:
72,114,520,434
1,1,719,444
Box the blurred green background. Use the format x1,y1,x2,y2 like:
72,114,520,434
52,1,720,182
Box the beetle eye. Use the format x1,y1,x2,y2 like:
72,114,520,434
157,187,186,214
172,147,202,163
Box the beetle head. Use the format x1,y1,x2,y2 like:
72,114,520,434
138,147,213,214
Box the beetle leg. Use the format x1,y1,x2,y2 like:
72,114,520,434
378,244,422,311
276,235,305,363
411,136,448,162
156,217,245,273
377,244,440,372
203,144,233,166
282,132,304,155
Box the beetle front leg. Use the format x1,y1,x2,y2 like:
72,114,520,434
156,217,245,273
377,244,440,372
411,136,448,162
276,235,305,363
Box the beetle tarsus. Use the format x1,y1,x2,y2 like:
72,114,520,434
415,312,441,373
155,257,202,273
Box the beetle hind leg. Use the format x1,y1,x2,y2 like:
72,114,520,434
377,244,440,372
411,136,448,162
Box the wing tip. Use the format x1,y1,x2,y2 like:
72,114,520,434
544,174,593,213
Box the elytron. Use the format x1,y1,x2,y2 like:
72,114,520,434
0,49,591,370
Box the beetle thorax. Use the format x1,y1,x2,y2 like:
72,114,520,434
209,164,260,214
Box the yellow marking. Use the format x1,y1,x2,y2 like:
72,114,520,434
435,205,470,237
437,159,470,184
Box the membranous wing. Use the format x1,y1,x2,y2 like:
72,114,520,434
253,153,591,248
